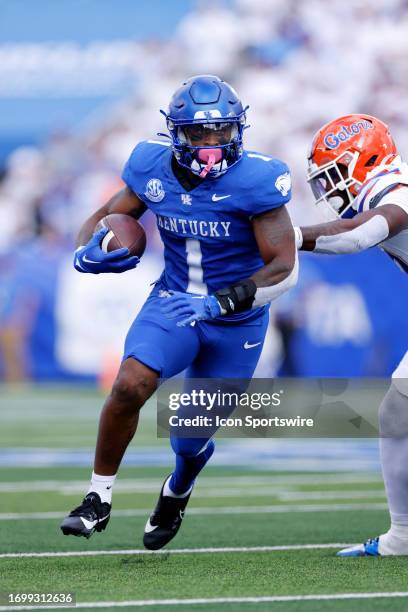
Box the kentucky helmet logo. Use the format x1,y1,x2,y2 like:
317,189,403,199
275,172,291,196
145,178,165,203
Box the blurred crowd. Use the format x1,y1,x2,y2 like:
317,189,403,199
1,0,408,381
2,0,408,249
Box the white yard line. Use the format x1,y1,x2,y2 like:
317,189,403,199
277,490,385,501
0,543,353,559
0,502,388,522
0,473,383,493
0,481,386,500
1,592,408,610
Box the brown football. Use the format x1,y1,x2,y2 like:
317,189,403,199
95,214,146,258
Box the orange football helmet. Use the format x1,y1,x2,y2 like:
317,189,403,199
307,114,398,218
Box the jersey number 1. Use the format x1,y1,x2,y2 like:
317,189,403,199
185,238,208,295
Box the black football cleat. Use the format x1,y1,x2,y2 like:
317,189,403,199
143,477,192,550
60,492,111,539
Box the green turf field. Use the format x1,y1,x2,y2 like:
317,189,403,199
0,386,407,611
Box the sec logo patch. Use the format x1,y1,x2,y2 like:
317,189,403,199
145,178,165,203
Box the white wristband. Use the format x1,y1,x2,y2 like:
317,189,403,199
293,226,303,250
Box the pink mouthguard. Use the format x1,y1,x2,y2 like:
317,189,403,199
198,148,222,178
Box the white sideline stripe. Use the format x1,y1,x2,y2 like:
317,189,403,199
0,502,388,521
0,543,352,559
1,593,408,610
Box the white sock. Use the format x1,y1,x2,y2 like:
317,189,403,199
379,522,408,555
87,471,116,505
163,476,193,499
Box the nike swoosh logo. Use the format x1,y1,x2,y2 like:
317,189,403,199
244,341,262,349
144,518,158,533
74,257,87,271
82,255,100,264
212,194,231,202
80,514,110,530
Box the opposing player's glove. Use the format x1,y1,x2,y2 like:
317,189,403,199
160,291,222,326
74,228,140,274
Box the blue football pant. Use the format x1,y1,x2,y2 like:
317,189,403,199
123,284,269,493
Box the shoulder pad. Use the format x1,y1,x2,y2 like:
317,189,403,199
357,167,408,212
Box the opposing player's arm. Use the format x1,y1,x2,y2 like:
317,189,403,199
76,187,147,248
297,205,408,254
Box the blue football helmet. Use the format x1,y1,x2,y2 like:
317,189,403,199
161,75,248,178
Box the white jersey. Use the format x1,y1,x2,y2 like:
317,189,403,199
355,157,408,273
354,158,408,389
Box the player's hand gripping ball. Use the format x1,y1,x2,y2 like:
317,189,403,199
74,215,145,274
96,214,146,257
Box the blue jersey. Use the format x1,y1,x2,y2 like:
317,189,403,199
122,140,291,318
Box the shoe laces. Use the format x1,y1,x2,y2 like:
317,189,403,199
70,494,104,520
365,537,379,546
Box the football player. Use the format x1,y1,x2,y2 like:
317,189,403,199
294,114,408,556
61,75,298,549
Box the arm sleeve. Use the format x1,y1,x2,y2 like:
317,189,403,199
252,253,299,306
313,215,390,254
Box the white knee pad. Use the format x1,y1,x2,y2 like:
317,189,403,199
379,383,408,438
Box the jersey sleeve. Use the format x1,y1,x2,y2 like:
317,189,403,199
241,157,292,216
374,185,408,216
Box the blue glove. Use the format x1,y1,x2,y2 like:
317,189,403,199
160,290,222,326
74,228,140,274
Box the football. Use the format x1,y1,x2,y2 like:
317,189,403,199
95,214,146,257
